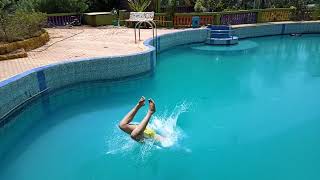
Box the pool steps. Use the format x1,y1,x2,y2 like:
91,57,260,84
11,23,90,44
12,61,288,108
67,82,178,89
206,25,239,45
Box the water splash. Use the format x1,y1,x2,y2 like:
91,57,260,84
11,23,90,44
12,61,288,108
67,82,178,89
105,101,191,158
149,101,191,147
105,133,135,155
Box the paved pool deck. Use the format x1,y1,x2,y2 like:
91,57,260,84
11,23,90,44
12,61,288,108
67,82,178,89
0,26,181,81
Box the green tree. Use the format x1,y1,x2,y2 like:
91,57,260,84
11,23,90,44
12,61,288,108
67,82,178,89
194,0,205,12
0,0,16,13
292,0,309,20
16,0,39,12
206,0,215,11
86,0,117,12
36,0,88,13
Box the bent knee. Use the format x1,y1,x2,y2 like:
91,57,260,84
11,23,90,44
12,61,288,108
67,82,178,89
119,123,127,131
130,133,139,141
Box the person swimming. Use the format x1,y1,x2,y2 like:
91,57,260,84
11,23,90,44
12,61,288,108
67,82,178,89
119,97,164,142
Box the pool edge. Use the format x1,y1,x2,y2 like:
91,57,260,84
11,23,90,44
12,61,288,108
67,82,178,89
1,21,320,124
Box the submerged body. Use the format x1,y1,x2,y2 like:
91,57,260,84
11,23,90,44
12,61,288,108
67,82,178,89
119,97,164,142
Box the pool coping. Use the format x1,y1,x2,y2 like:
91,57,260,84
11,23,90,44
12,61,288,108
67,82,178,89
0,21,320,124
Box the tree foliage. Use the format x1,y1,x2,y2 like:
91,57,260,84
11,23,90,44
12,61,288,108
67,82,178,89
87,0,117,12
194,0,205,12
291,0,310,20
189,0,320,12
128,0,152,12
36,0,88,13
0,0,16,13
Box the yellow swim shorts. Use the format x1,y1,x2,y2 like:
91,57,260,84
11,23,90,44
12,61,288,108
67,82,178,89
143,127,156,139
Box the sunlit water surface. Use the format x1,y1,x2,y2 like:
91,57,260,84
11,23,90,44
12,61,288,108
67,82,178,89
1,35,320,180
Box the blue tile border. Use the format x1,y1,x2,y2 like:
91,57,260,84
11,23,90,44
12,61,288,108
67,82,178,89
281,24,286,34
150,50,155,72
157,36,161,52
36,71,47,91
0,70,153,127
0,21,320,124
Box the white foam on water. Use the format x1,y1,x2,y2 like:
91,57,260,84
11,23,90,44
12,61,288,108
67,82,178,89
105,134,135,155
105,101,191,159
149,101,191,147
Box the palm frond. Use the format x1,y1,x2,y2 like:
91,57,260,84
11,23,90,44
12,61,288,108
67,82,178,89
128,0,151,12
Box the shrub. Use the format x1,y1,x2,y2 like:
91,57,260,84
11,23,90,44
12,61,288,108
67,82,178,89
0,11,46,42
0,0,46,42
36,0,88,13
291,0,309,20
312,4,320,20
0,0,15,42
194,0,205,12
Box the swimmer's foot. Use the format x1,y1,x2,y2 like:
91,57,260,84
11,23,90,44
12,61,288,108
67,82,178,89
137,96,146,108
148,98,156,114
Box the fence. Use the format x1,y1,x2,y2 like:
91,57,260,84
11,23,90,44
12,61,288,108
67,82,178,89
47,13,81,26
154,13,172,27
259,8,292,22
173,13,215,27
220,11,258,25
47,8,315,28
153,8,296,28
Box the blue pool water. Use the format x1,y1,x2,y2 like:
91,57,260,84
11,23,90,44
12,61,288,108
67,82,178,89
1,34,320,180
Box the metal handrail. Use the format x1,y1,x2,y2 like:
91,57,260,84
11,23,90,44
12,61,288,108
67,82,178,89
134,20,158,54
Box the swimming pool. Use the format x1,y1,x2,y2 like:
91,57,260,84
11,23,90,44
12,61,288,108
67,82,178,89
1,34,320,180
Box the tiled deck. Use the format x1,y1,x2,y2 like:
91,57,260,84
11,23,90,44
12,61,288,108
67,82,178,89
0,26,180,81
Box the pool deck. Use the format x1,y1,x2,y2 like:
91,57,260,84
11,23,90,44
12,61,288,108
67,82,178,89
0,26,181,81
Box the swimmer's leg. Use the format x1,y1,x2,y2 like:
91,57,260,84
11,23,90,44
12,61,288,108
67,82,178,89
131,99,156,140
119,96,145,134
